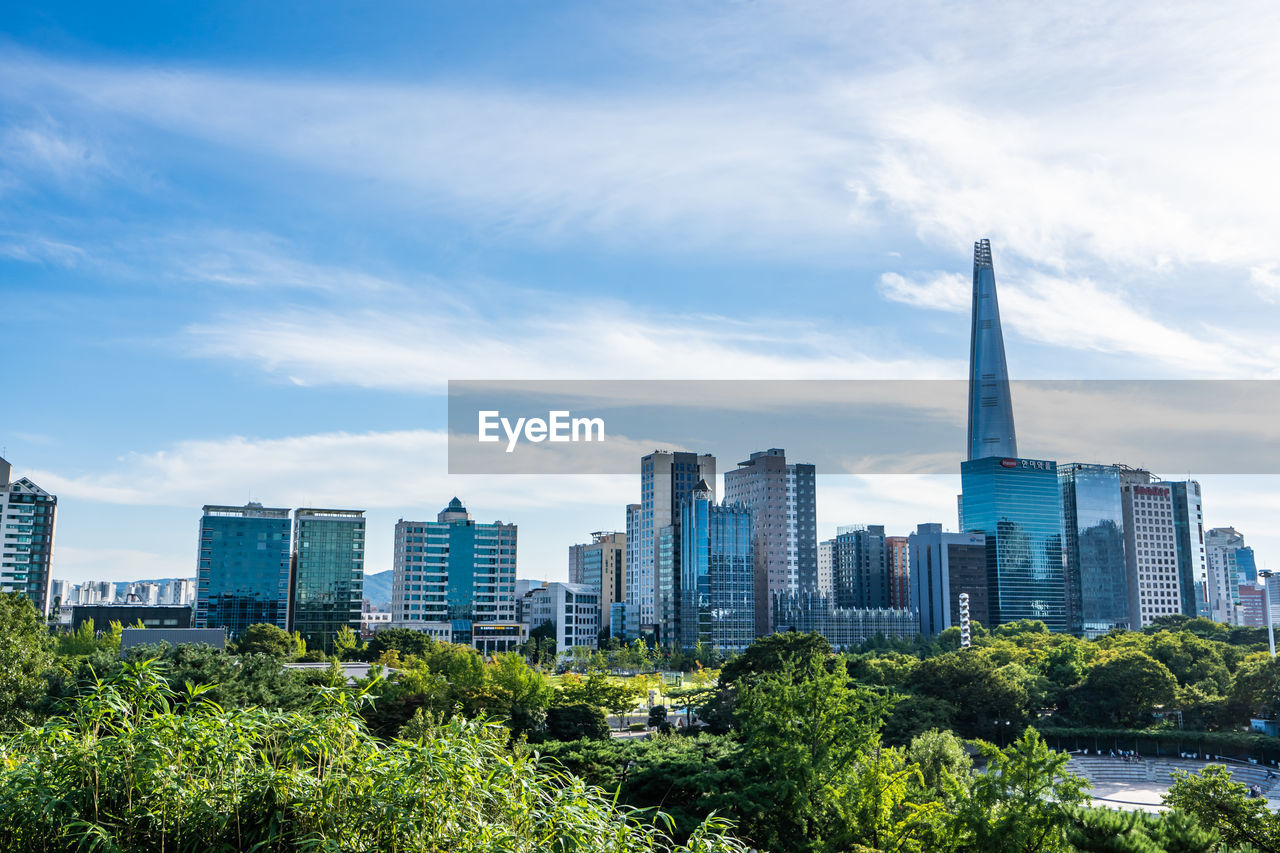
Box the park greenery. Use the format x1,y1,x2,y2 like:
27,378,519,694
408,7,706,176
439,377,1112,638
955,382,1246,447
6,591,1280,851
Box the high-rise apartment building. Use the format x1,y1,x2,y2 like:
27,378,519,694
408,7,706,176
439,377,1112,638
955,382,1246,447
1205,527,1247,624
960,457,1067,631
1120,479,1181,628
817,539,834,598
568,531,625,635
0,457,57,617
908,524,988,636
391,498,518,645
723,448,817,635
290,508,365,653
967,239,1018,461
196,503,292,639
886,535,909,609
1059,464,1130,637
626,450,716,644
678,480,754,653
832,524,890,610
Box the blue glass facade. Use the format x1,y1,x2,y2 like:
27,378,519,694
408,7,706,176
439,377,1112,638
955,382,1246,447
291,508,365,654
1059,464,1130,636
679,489,754,653
196,503,292,639
967,239,1018,460
1236,547,1258,584
961,457,1067,631
1170,481,1207,617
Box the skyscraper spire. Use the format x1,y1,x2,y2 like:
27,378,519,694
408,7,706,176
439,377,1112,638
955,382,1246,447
967,238,1018,460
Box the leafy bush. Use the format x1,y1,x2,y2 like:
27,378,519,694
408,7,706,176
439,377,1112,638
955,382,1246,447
0,658,744,852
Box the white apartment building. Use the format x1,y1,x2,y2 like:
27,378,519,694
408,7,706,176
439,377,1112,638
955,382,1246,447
1122,481,1182,627
528,582,600,652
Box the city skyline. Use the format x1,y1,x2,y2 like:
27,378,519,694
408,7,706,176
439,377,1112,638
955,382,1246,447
6,3,1280,584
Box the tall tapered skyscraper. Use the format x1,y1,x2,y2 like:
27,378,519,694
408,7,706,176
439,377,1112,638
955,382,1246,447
967,238,1018,460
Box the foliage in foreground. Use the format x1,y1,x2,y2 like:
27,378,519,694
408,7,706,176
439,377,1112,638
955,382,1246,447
0,659,744,853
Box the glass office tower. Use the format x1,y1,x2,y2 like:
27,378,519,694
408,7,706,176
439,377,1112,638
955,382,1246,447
967,238,1018,460
960,456,1067,631
291,508,365,653
1170,480,1207,618
1059,464,1130,637
679,481,754,653
196,503,292,639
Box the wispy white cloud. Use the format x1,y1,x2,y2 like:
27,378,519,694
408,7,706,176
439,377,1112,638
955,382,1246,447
183,302,960,390
879,268,1280,377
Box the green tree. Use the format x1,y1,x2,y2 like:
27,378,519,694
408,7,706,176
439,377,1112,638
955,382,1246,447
334,624,363,660
906,729,971,793
365,626,435,660
731,656,891,852
950,729,1088,853
0,592,53,730
1163,763,1280,852
1065,808,1159,853
235,622,298,658
55,618,99,657
907,651,1029,741
542,703,611,741
1064,650,1177,727
719,631,833,687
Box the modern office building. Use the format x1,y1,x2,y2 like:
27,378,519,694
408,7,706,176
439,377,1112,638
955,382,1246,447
0,456,58,617
771,592,918,649
678,481,755,653
908,524,989,637
886,535,910,609
568,530,625,635
1120,479,1182,628
832,524,891,610
967,238,1018,461
1236,546,1258,584
1205,527,1247,624
959,456,1067,631
1059,464,1131,637
623,503,641,637
723,448,817,635
626,450,716,644
390,498,518,647
196,503,292,640
1170,481,1207,618
1239,583,1267,628
290,508,365,653
527,582,600,652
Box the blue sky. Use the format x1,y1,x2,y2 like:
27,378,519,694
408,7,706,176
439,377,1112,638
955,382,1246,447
4,1,1280,583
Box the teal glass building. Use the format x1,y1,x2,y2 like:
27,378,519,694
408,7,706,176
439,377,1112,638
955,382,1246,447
679,481,754,652
290,508,365,653
196,503,292,639
960,456,1067,631
1059,464,1130,636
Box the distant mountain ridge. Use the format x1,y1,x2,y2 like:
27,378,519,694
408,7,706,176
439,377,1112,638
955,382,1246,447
363,570,392,610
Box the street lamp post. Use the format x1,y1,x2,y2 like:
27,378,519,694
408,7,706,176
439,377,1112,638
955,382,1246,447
1261,570,1277,659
